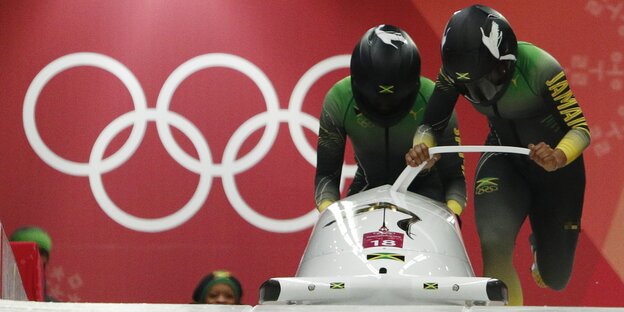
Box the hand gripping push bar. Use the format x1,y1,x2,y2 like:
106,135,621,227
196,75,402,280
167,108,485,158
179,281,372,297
391,145,530,193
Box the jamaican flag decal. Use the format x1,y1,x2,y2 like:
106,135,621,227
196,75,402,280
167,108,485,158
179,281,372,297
330,282,345,289
423,282,438,290
366,252,405,262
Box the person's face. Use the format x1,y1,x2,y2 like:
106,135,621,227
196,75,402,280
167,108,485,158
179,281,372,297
205,283,237,304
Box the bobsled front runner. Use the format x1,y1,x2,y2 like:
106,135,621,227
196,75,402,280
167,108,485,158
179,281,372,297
260,146,528,305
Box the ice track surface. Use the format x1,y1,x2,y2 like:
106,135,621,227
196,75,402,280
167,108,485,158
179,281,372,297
1,300,624,312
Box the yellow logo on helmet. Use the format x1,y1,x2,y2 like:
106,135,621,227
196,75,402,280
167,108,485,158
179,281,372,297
378,85,395,94
455,72,470,80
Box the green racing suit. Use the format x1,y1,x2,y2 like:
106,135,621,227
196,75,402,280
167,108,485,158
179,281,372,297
315,76,467,214
414,41,591,303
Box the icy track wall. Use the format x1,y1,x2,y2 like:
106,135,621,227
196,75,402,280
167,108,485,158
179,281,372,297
0,224,27,301
1,0,623,306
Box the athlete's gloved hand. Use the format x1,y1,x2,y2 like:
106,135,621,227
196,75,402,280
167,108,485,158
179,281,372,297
405,143,441,169
317,199,334,213
528,142,567,172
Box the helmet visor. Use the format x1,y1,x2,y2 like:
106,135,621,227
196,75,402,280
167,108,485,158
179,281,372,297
353,86,418,128
460,60,514,104
368,94,404,115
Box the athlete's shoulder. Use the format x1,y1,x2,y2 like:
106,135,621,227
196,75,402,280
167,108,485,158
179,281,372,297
517,41,562,71
419,76,435,91
418,76,435,99
516,41,564,92
322,76,353,122
324,76,353,108
327,76,353,99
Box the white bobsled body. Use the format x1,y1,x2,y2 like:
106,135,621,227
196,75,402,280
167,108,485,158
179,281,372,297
260,146,529,305
298,186,471,278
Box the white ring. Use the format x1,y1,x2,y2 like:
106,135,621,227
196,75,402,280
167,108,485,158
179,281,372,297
89,109,212,232
23,52,148,176
222,110,318,232
155,53,279,175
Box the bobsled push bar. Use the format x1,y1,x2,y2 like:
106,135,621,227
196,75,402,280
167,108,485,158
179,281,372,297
392,145,530,193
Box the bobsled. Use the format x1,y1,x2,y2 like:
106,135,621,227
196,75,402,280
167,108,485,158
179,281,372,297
259,145,530,306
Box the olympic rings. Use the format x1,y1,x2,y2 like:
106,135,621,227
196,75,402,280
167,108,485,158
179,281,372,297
23,52,354,233
23,53,148,176
89,109,212,233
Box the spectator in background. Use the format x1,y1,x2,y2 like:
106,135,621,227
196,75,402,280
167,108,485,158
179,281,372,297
192,270,243,304
10,226,52,266
10,226,59,302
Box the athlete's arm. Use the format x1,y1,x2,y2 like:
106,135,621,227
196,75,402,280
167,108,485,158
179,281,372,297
423,70,462,133
434,111,467,215
407,69,461,167
532,61,591,171
544,70,591,164
314,92,346,212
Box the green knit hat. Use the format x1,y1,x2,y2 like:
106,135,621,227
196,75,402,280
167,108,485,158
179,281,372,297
10,226,52,256
193,270,243,304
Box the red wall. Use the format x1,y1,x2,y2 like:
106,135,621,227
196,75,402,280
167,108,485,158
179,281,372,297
0,0,622,306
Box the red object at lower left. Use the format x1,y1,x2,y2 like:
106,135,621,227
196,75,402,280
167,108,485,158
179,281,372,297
9,242,44,301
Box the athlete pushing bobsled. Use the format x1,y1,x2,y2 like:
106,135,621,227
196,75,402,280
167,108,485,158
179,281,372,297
313,24,467,222
405,5,590,306
259,23,514,306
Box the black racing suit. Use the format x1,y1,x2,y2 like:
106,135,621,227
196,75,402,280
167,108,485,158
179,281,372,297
414,42,591,303
315,76,466,214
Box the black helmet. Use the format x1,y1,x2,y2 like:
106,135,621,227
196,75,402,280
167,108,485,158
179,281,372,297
351,24,421,127
441,5,517,105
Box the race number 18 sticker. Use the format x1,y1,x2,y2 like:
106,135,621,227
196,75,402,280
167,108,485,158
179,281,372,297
363,231,404,248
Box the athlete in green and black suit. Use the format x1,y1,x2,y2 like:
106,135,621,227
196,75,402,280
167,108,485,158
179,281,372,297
315,25,467,219
406,5,590,306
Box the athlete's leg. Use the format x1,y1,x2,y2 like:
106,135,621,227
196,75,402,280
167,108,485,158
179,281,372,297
475,153,530,306
528,157,585,290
